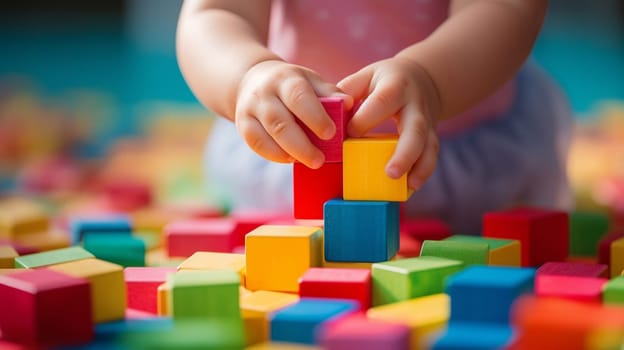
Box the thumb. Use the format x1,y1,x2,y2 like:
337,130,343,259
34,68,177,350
337,68,373,105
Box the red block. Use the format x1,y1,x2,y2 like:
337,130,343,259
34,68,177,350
598,232,624,266
0,269,93,347
319,314,410,350
297,96,352,163
124,266,177,314
537,262,608,278
299,268,371,309
535,274,608,303
165,218,237,257
400,217,451,241
230,209,293,247
103,179,152,212
293,162,342,220
483,207,569,266
398,233,422,258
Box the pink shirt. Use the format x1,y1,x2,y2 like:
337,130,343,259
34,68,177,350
268,0,516,136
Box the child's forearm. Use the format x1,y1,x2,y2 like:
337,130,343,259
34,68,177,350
176,0,280,120
396,0,547,121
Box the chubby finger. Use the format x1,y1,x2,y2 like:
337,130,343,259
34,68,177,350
235,115,294,163
407,129,440,190
385,103,429,179
348,79,405,137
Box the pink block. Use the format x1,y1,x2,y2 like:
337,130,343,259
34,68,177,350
299,268,371,309
535,274,608,303
320,314,410,350
165,218,237,257
297,96,353,163
0,269,93,347
124,267,177,314
537,262,608,278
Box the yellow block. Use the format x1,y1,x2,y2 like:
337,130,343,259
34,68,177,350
49,258,126,323
241,291,300,345
0,198,50,238
245,342,321,350
157,281,171,316
611,237,624,277
343,136,414,202
13,229,71,252
489,240,521,267
178,252,246,283
245,225,322,292
0,245,18,268
322,260,373,269
367,293,449,350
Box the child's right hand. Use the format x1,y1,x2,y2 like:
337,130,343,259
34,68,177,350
234,60,353,169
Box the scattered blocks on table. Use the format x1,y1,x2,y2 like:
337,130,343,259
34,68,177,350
603,276,624,305
293,162,342,220
240,290,300,345
483,207,569,266
324,199,399,262
0,268,93,347
610,236,624,277
124,266,177,314
400,217,452,241
0,245,18,268
69,215,132,244
535,274,607,302
420,240,489,266
319,314,411,350
343,135,414,201
569,211,610,257
48,258,126,323
270,298,359,345
444,235,521,266
245,225,322,292
372,256,464,306
0,197,50,238
367,293,450,349
446,265,534,324
83,233,146,267
165,218,237,257
14,246,94,268
432,323,513,350
299,267,371,309
177,251,246,281
536,261,607,278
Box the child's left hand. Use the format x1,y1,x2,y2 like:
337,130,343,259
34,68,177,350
338,56,442,190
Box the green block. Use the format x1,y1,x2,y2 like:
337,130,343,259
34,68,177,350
372,256,464,306
83,233,146,267
420,240,489,266
445,235,514,249
569,212,610,257
603,276,624,305
14,246,94,268
169,270,242,324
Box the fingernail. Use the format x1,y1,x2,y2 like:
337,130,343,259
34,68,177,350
322,127,335,140
311,156,325,169
386,165,402,179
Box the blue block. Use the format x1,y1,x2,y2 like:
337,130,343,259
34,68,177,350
433,323,513,350
70,216,132,244
270,298,359,345
324,199,399,262
446,265,535,324
83,233,146,267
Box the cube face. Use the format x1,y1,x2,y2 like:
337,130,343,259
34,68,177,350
536,262,607,278
444,235,520,267
611,237,624,277
343,136,413,202
433,323,513,350
83,233,146,267
535,274,607,303
245,225,322,292
165,218,237,257
324,200,399,263
14,246,94,268
69,216,132,244
0,198,50,238
420,240,489,266
125,267,177,313
293,162,342,220
299,268,372,309
320,315,411,350
603,276,624,305
569,212,609,257
0,245,18,268
178,252,246,279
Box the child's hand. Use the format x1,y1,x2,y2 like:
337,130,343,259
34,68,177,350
338,56,442,190
235,60,352,169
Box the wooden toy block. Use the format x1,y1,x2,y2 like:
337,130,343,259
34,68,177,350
324,199,399,262
0,197,50,238
245,225,322,292
0,268,93,346
157,281,171,316
0,245,18,268
246,342,322,350
536,261,607,278
164,218,237,257
367,293,450,350
535,274,607,302
372,256,464,306
445,265,534,325
14,246,94,268
598,232,624,267
319,314,411,350
603,276,624,305
0,268,17,275
178,251,246,282
297,96,352,163
241,290,300,345
270,298,359,345
444,235,521,266
69,215,132,244
103,179,152,211
48,258,126,323
420,240,489,266
432,323,513,350
483,207,569,266
231,209,293,248
611,236,624,277
299,267,372,309
343,135,414,201
124,266,177,314
400,217,452,241
398,233,423,258
83,232,146,267
12,229,71,252
569,211,610,257
293,162,342,220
